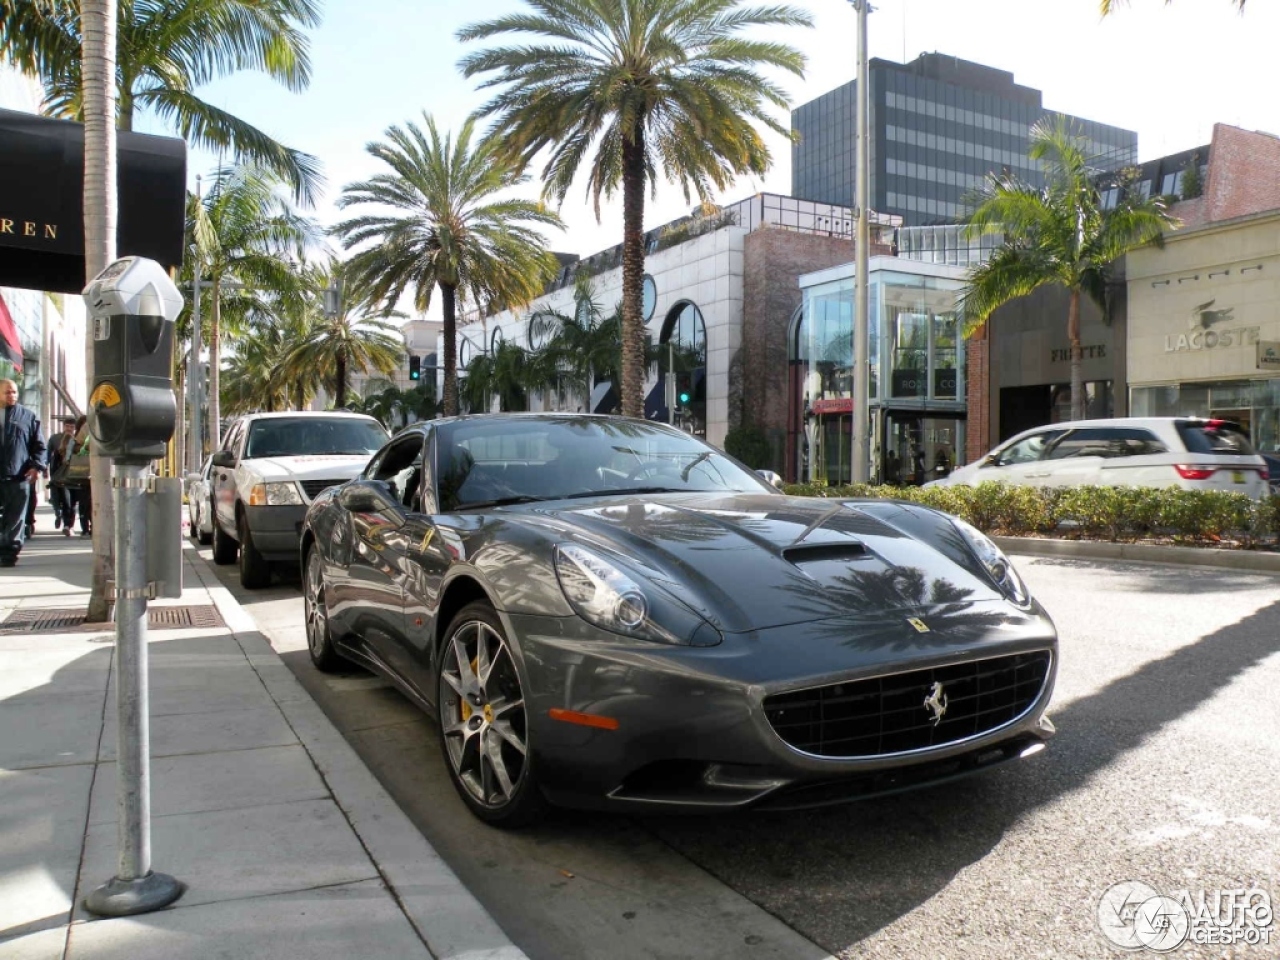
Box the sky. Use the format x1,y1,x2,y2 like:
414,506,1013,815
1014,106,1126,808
139,0,1278,300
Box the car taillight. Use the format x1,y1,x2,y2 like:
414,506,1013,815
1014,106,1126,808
1263,467,1271,481
1174,464,1215,480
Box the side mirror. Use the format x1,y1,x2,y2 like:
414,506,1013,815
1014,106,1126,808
756,469,785,490
982,454,999,468
211,450,235,469
340,480,398,517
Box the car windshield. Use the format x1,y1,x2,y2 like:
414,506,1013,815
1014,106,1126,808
1176,420,1256,455
435,417,772,510
245,417,389,458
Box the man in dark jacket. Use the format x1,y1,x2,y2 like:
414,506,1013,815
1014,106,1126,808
0,378,46,566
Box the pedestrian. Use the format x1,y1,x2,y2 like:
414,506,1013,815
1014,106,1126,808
0,378,47,567
70,415,92,537
47,418,78,537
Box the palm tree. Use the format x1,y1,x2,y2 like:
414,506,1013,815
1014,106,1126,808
220,293,324,414
457,0,812,418
280,262,406,409
188,165,318,444
78,0,116,622
961,119,1177,421
333,113,564,417
1,0,323,203
461,340,531,413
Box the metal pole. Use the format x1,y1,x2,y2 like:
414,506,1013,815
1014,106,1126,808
83,464,183,916
188,175,203,474
852,0,872,484
667,341,675,425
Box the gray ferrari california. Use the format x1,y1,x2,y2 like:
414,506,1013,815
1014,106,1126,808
300,413,1057,826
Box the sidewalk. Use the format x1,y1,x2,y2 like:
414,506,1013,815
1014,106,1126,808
0,503,528,960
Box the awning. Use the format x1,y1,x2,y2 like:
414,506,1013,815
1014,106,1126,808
0,108,187,294
0,293,23,371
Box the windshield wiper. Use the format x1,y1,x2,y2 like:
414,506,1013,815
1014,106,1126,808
456,495,551,509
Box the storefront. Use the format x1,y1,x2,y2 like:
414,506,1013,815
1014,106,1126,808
793,258,968,485
1127,210,1280,454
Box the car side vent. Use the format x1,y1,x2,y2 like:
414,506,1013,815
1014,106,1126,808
782,541,867,565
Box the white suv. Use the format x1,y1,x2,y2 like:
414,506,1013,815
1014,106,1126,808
929,417,1269,499
210,412,390,587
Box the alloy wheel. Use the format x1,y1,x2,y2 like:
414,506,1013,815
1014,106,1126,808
439,617,529,811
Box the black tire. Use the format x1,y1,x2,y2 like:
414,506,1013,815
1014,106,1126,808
237,511,272,589
303,546,344,672
437,602,546,827
211,505,237,565
197,504,213,546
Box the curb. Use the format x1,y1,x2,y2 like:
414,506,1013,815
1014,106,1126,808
185,545,530,960
995,536,1280,574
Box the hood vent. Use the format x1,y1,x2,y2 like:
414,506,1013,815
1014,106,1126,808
782,541,867,565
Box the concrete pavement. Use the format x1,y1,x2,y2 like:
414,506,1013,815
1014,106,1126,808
0,502,527,960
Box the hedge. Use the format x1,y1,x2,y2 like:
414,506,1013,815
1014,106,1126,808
780,481,1280,548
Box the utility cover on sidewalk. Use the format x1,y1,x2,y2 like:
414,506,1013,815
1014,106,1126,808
0,605,225,634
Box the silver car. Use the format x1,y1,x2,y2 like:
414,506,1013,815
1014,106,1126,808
185,456,213,545
931,417,1269,498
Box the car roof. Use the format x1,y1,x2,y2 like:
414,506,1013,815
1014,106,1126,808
236,411,380,422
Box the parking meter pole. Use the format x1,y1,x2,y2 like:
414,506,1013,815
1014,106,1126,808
81,256,186,918
83,464,183,916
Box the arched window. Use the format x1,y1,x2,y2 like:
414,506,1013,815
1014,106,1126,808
657,300,707,434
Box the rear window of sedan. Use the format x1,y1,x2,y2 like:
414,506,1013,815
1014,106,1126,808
1175,420,1256,455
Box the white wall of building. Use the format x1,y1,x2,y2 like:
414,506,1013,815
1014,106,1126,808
457,225,748,446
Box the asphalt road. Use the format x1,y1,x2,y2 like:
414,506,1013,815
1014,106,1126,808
200,546,1280,960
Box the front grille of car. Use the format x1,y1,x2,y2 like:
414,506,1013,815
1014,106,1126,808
763,651,1051,759
299,479,345,502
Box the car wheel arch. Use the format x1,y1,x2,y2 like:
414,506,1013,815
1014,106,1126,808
435,575,496,654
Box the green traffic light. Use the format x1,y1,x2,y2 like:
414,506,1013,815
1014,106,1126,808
679,392,690,404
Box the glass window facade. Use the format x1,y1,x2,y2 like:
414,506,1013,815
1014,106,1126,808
1131,380,1280,455
793,266,967,485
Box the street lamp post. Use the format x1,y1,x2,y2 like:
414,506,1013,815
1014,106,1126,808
186,175,202,477
851,0,872,484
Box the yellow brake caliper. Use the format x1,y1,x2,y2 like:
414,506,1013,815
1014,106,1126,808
459,656,480,722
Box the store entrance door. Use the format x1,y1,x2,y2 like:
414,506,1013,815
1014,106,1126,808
883,413,964,486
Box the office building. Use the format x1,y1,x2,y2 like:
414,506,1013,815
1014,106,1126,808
791,52,1138,226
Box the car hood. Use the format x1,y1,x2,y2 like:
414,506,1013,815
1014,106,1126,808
243,455,371,482
523,492,1014,634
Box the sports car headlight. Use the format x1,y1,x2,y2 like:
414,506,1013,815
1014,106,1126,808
553,543,717,645
951,517,1030,606
247,481,304,506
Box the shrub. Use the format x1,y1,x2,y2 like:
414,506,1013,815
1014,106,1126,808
778,481,1276,548
723,425,772,470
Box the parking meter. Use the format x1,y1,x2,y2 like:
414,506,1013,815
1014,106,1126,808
83,256,183,463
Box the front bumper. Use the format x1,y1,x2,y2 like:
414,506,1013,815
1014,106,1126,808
510,608,1059,813
242,504,307,561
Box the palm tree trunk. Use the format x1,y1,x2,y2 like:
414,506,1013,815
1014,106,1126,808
441,283,458,416
208,280,222,448
335,353,347,408
82,0,118,623
619,129,647,419
1068,288,1084,421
